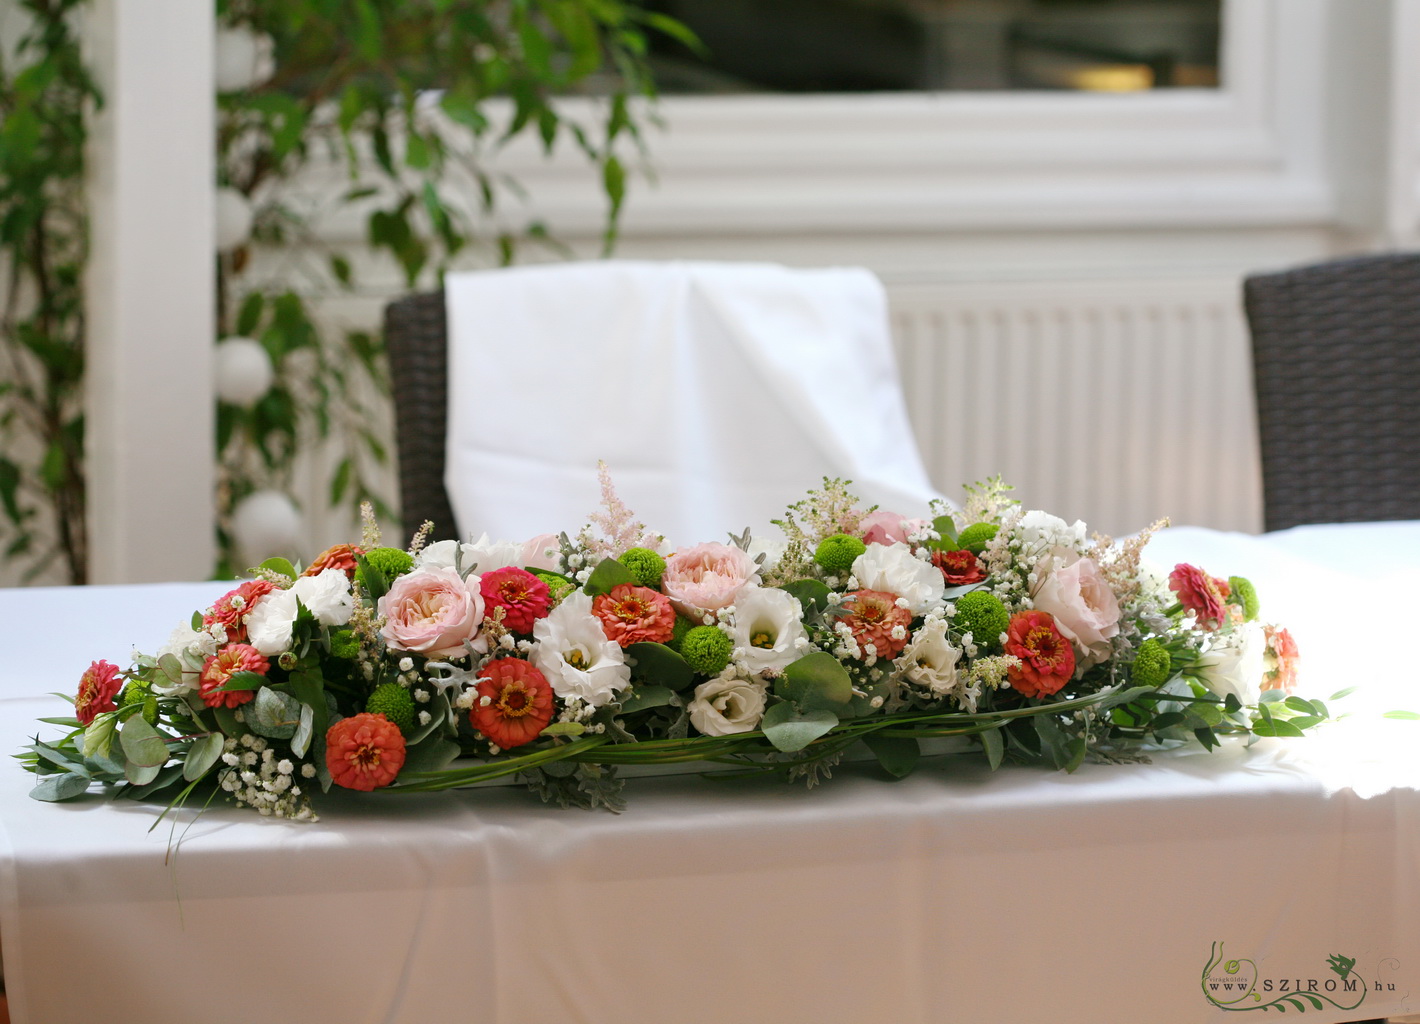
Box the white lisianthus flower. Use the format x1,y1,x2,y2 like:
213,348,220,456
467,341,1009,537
746,535,787,575
1015,510,1088,557
151,623,217,694
245,587,300,657
1135,558,1173,608
687,676,767,736
1196,621,1266,707
896,616,963,698
530,591,630,707
290,568,355,626
729,585,807,677
414,539,480,575
851,542,945,616
461,533,525,574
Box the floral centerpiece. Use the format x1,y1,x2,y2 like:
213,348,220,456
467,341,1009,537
21,469,1319,819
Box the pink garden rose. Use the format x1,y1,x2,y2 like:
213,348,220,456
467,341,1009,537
859,510,928,546
1031,550,1121,664
378,565,485,658
661,542,757,621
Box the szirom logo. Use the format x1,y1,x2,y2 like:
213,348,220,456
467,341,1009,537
1201,942,1396,1014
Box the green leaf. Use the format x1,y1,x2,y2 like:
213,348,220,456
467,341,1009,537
355,554,389,602
248,687,301,739
862,733,919,778
124,760,163,786
158,653,184,685
235,291,265,335
776,651,853,712
399,736,460,775
183,733,225,782
583,557,636,596
1252,717,1305,738
1329,686,1359,701
1383,709,1420,721
930,514,959,550
1284,696,1320,716
1193,726,1219,751
541,722,586,737
258,556,296,579
779,579,831,616
220,670,267,693
626,642,694,691
980,725,1005,770
759,702,838,753
0,456,23,523
119,715,169,768
618,684,675,715
330,457,353,506
30,772,90,802
602,155,626,220
1032,714,1071,770
291,702,314,759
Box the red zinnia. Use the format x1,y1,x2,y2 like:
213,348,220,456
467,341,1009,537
592,584,676,647
204,578,274,643
932,548,986,586
326,712,407,791
75,659,123,725
471,658,555,749
1004,610,1076,698
304,543,364,578
1169,563,1231,630
198,643,269,709
479,566,552,633
839,589,914,659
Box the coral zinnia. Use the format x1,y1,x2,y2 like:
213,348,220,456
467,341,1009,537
1004,610,1075,697
203,578,274,644
75,659,123,725
1169,563,1231,630
479,566,552,634
303,543,364,578
932,548,986,586
326,712,407,790
592,583,676,647
198,643,268,708
839,589,913,659
471,658,555,749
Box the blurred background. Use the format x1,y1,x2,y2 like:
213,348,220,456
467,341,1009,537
1,0,1414,587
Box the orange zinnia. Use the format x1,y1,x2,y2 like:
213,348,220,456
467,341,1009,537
471,658,555,749
1004,610,1075,697
326,713,407,791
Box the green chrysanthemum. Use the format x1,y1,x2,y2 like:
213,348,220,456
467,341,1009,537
956,523,999,555
951,591,1010,653
120,682,159,725
1131,639,1172,690
814,533,867,577
1227,576,1259,621
365,682,416,732
356,546,415,591
619,547,666,589
329,629,361,660
667,615,696,652
680,626,733,676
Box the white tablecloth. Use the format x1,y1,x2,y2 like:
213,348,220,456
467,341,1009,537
0,525,1417,1024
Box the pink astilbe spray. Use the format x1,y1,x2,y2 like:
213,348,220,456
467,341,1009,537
582,461,658,559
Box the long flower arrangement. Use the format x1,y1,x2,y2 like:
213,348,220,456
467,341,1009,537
22,471,1319,819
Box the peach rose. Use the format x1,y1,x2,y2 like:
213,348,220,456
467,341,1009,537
377,566,485,658
661,542,757,621
859,510,927,546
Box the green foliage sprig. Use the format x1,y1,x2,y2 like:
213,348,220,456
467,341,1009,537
214,0,687,572
0,0,100,583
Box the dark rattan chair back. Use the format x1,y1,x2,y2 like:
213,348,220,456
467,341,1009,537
384,290,459,542
1244,252,1420,532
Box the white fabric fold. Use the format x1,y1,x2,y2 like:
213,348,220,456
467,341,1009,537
443,260,944,546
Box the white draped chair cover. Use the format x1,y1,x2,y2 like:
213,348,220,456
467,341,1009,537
443,260,944,547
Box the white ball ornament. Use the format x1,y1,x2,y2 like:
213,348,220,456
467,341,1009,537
231,491,303,565
215,187,254,252
215,26,276,93
214,337,275,406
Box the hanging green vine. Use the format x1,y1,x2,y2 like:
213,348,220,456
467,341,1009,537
0,0,100,584
214,0,692,573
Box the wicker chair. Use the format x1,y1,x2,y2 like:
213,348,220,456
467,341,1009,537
384,290,459,543
1243,252,1420,532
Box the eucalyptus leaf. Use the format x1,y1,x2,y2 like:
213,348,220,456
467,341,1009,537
291,703,314,759
183,733,225,782
119,715,169,768
258,556,297,579
158,654,184,685
861,733,919,779
30,772,90,802
583,557,636,596
124,760,163,786
404,691,448,745
759,701,838,753
126,764,187,800
775,652,853,712
399,736,460,775
618,684,675,715
626,643,693,691
980,725,1005,771
779,579,831,616
248,687,302,739
1033,714,1070,770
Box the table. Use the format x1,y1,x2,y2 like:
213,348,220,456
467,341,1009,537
0,524,1417,1024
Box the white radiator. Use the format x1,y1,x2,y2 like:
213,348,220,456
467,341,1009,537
886,278,1264,537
